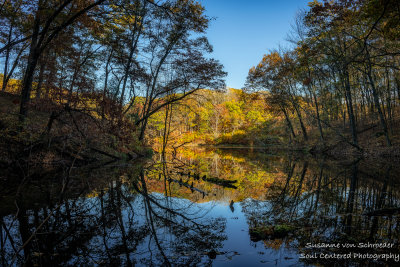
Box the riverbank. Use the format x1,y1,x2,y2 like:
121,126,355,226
0,92,149,181
177,141,400,164
194,119,400,162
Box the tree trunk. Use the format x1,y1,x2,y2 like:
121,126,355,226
1,25,12,92
366,69,391,146
292,100,308,141
139,115,149,141
35,60,45,99
119,45,134,107
281,106,296,140
342,68,358,146
310,79,324,141
313,92,324,141
19,47,40,121
19,5,41,122
102,49,113,119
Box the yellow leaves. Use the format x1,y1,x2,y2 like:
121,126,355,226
245,110,266,125
264,238,284,250
141,146,284,202
268,52,283,65
112,15,142,29
107,3,144,32
255,52,284,75
0,77,22,94
146,87,278,149
308,0,322,8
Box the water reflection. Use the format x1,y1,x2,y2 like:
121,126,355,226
1,147,399,266
1,167,227,266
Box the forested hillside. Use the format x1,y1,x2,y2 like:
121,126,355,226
145,0,400,158
245,0,400,157
147,88,278,148
0,0,225,170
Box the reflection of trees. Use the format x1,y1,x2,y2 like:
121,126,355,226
131,170,226,266
241,157,400,264
4,148,399,266
1,166,226,266
153,147,289,202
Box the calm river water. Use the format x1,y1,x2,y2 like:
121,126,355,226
1,147,399,266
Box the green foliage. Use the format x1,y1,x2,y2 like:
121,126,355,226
215,130,248,145
249,224,295,241
146,88,281,148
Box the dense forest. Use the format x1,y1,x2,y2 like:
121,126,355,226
245,0,400,157
147,88,276,149
0,0,226,168
146,0,400,159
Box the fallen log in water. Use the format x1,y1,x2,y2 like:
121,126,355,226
201,175,238,189
168,177,208,196
364,208,400,217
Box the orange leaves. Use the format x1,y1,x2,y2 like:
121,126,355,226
260,52,283,69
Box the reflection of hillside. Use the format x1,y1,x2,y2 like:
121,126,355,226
145,147,289,202
240,158,400,266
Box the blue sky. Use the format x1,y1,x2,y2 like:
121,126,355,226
199,0,311,89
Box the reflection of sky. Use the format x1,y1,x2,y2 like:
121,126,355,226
121,193,300,266
199,0,310,89
211,202,300,266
